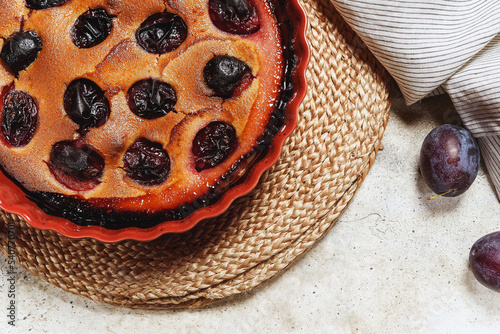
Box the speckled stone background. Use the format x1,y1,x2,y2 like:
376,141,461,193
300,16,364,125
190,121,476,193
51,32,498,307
1,88,500,333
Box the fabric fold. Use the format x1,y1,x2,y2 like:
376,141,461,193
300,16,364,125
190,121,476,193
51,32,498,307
331,0,500,198
332,0,500,104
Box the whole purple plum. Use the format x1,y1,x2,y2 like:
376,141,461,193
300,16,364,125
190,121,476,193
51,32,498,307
470,231,500,292
419,124,480,197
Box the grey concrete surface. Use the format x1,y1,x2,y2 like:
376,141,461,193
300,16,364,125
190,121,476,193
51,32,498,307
1,87,500,333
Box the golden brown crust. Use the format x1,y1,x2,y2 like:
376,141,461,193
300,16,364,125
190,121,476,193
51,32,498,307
0,0,283,213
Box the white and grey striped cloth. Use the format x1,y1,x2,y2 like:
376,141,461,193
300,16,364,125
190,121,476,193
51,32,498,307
331,0,500,197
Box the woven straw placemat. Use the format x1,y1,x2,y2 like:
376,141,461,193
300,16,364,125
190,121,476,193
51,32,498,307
0,0,391,309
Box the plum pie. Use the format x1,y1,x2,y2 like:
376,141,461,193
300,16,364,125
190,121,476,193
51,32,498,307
0,0,305,230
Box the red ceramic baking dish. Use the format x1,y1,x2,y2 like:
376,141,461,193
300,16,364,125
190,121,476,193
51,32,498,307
0,0,309,242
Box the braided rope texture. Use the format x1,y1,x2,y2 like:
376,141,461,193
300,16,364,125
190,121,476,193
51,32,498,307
0,0,392,309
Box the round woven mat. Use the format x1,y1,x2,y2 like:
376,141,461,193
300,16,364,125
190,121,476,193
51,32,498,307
0,0,391,309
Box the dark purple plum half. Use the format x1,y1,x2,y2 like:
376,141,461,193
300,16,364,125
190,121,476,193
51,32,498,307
136,12,187,54
127,79,176,119
208,0,260,35
192,121,237,172
71,8,114,49
123,138,170,186
25,0,70,10
0,31,43,77
63,78,110,131
203,55,252,98
48,140,105,191
1,87,38,147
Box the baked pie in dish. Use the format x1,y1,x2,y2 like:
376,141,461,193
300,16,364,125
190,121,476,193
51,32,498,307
0,0,309,240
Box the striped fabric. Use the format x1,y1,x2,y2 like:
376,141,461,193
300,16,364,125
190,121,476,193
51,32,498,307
332,0,500,197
